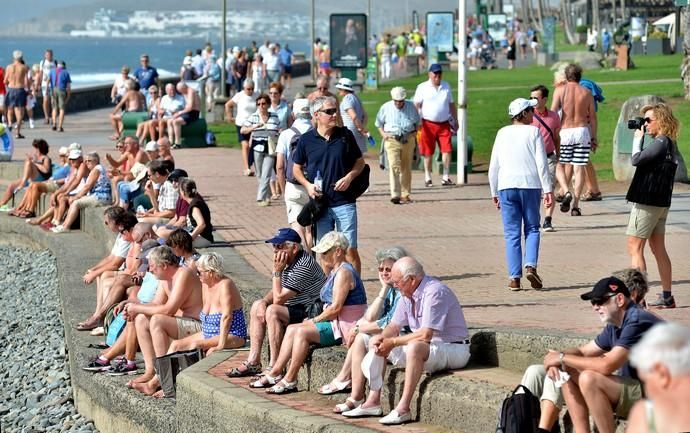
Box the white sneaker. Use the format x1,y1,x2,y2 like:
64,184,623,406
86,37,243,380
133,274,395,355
29,119,35,129
379,409,412,425
51,224,67,233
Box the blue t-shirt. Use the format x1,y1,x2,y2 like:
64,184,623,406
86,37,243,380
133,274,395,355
134,66,159,89
50,69,71,91
320,262,367,306
278,48,293,66
52,164,70,181
594,304,662,379
293,126,363,207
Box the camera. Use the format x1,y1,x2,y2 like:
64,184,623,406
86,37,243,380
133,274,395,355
627,117,645,130
394,134,407,143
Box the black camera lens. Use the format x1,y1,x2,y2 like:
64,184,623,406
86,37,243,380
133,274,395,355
627,117,645,130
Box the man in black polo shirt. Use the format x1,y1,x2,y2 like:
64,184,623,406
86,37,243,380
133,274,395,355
542,276,662,433
226,227,326,377
293,95,366,273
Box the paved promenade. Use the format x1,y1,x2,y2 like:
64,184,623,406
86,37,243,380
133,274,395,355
8,106,690,339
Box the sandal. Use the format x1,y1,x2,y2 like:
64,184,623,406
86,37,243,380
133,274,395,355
333,397,364,414
266,379,298,395
571,207,581,216
225,361,262,378
318,379,352,395
581,191,602,201
249,373,281,388
560,192,572,213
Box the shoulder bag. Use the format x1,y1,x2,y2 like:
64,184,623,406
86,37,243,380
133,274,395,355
625,136,677,208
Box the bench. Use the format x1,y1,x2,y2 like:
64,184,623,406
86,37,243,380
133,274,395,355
120,112,208,148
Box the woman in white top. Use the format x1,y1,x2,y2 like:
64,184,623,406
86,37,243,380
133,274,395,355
250,54,266,94
225,79,258,176
488,98,553,291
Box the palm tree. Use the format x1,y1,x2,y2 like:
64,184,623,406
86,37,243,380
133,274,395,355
561,0,578,44
682,6,690,99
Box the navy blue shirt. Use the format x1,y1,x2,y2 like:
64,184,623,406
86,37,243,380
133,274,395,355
134,66,159,90
293,126,363,207
594,304,662,380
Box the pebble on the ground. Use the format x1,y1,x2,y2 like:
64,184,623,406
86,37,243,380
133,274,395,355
0,246,99,433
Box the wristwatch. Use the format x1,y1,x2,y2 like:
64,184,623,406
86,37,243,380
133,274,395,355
559,352,565,370
272,271,281,278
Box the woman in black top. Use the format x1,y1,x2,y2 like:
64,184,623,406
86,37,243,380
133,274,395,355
0,138,52,209
179,178,214,248
626,103,679,308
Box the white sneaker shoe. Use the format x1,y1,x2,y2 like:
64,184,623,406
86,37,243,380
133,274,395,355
379,409,412,425
51,224,67,233
29,119,35,129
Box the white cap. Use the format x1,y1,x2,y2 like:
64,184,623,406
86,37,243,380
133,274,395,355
232,46,240,53
508,97,537,118
183,56,193,65
131,162,148,183
145,140,159,152
390,86,406,101
58,146,69,156
68,149,82,160
13,50,22,60
293,98,310,114
335,77,354,92
68,142,82,151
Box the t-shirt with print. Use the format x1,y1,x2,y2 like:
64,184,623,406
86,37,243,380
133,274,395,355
594,304,662,379
282,250,326,308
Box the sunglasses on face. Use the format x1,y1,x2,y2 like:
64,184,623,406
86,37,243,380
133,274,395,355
590,294,616,306
319,108,338,116
644,117,654,124
378,266,392,273
257,102,268,106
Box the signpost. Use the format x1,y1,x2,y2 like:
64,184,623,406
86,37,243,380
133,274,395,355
330,13,368,80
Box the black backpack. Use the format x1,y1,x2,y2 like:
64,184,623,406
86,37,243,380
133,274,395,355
496,385,541,433
285,127,303,183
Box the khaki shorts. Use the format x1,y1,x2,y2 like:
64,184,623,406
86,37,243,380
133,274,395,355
626,203,669,239
176,317,202,338
73,195,106,209
547,154,558,190
615,376,643,418
388,341,471,374
45,180,60,193
284,182,309,224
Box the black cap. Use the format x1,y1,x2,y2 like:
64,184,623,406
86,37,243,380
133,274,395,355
580,276,630,301
168,169,188,182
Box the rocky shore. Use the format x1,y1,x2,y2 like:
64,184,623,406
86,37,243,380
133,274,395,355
0,246,98,433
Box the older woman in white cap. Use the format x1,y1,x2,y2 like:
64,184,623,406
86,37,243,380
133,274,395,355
336,77,369,154
375,86,420,204
488,98,553,291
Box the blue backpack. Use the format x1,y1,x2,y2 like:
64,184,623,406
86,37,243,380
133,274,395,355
205,131,217,147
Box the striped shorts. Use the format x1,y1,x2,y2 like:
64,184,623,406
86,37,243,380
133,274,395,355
559,126,591,166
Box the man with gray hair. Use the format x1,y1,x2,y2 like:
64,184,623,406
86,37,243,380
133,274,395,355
276,98,314,250
350,256,470,425
4,50,29,138
125,245,202,395
293,95,366,274
375,86,420,204
168,81,201,148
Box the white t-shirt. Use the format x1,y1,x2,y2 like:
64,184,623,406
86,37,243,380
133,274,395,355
231,91,258,126
413,80,454,123
40,59,56,86
114,75,131,97
488,124,552,197
160,94,185,117
263,52,281,71
258,44,271,59
276,118,313,157
111,233,132,259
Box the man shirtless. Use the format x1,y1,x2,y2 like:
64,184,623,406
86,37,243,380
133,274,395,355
4,50,29,139
307,75,336,102
125,245,202,395
550,63,597,216
168,81,200,148
107,136,150,204
110,79,146,140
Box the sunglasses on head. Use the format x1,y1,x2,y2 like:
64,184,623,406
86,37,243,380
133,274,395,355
319,108,338,116
590,293,616,306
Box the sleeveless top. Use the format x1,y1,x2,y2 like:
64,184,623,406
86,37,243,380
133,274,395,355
645,400,658,433
188,197,214,242
90,164,112,202
320,262,367,306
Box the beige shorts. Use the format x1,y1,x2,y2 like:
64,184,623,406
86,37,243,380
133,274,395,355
176,317,202,338
547,154,558,190
626,203,669,239
387,341,470,374
73,195,107,210
284,182,309,224
45,180,60,193
615,376,643,418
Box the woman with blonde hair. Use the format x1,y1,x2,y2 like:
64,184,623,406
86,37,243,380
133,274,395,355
626,102,680,309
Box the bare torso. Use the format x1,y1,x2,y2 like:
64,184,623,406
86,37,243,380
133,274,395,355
171,266,203,318
186,88,201,111
552,82,594,129
5,62,29,88
125,90,144,112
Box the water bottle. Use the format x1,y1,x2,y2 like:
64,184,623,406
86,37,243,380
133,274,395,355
314,170,323,192
367,132,376,147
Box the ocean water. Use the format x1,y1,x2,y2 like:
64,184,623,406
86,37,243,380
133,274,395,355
0,37,309,88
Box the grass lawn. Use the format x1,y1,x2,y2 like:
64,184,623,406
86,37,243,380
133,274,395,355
209,53,689,181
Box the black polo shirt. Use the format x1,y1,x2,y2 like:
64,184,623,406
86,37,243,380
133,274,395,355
293,125,363,207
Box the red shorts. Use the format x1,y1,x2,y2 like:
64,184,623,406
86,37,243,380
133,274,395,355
419,119,452,156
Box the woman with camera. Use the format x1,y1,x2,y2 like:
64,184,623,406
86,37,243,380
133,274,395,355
626,103,679,309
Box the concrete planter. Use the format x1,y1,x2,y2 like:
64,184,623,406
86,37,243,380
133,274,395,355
646,38,672,55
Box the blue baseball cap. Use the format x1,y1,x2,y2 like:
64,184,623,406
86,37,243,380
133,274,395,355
265,228,301,245
429,63,443,73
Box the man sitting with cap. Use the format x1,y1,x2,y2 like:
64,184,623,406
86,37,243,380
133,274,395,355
226,227,326,377
541,276,662,433
375,86,420,204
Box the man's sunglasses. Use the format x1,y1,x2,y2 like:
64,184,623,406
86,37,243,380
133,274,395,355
590,293,616,306
319,108,338,116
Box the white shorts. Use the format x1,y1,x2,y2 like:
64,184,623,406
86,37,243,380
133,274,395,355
42,84,51,97
387,341,471,374
26,95,36,110
284,182,309,224
559,126,591,166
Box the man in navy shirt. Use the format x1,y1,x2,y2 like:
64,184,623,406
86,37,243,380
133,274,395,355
292,96,365,274
542,276,662,433
133,54,159,100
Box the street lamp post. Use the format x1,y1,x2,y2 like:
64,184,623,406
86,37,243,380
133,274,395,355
457,0,468,184
311,0,315,79
220,0,227,97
